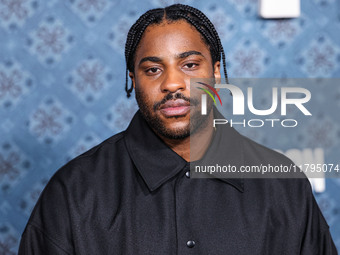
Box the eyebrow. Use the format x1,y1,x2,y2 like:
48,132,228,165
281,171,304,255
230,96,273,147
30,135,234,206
139,56,162,65
138,50,204,66
178,50,204,59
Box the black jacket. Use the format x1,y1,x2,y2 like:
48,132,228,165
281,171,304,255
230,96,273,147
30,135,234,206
19,110,337,254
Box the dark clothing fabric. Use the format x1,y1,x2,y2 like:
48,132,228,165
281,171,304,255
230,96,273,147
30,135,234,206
19,110,337,255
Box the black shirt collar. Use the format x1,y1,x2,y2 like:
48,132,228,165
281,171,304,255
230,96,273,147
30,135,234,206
124,110,244,192
124,110,187,192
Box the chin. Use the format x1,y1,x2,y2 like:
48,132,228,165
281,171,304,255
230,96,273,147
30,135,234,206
161,128,190,140
159,120,191,140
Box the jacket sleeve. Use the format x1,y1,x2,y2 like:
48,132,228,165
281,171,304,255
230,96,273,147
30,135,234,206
300,180,338,255
18,223,70,255
18,166,75,255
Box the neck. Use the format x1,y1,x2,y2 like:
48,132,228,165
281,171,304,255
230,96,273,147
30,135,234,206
159,111,215,162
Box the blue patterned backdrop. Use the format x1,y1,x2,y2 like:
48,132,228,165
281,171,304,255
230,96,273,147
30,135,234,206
0,0,340,253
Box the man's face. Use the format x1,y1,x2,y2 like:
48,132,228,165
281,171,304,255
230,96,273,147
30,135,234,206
130,20,220,139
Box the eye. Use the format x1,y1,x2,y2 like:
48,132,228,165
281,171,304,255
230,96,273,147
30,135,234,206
184,62,199,69
145,67,161,75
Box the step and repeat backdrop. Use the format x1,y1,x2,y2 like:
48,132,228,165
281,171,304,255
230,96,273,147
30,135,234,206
0,0,340,253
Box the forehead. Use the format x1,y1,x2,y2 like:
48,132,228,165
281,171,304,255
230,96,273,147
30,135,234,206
134,20,211,60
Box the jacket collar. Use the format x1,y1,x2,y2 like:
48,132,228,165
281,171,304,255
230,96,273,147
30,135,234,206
124,110,244,192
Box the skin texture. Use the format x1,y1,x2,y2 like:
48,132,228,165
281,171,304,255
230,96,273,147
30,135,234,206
129,19,221,161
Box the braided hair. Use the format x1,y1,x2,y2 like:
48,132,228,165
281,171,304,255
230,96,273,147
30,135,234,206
124,4,228,98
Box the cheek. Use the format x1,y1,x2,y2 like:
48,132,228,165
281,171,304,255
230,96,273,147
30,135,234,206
135,83,159,106
135,77,163,98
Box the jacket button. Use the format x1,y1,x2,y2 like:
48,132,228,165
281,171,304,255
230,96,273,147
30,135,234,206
185,171,190,178
187,240,195,248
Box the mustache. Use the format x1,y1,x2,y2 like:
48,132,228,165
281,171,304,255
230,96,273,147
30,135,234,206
153,93,200,111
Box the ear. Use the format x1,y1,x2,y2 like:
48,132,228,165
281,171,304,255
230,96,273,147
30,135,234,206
213,61,221,92
129,71,136,89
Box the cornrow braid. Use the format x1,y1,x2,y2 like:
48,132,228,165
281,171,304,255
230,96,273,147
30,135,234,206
125,9,163,97
124,4,229,97
177,5,220,59
179,5,229,83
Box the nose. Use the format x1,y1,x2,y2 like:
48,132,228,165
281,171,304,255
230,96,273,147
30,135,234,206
160,68,186,93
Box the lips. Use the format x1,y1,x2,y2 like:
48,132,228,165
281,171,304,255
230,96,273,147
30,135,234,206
159,99,190,117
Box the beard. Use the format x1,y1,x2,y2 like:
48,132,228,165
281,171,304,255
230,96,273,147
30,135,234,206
135,88,214,140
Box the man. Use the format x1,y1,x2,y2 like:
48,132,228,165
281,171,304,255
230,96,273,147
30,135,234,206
19,4,337,254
